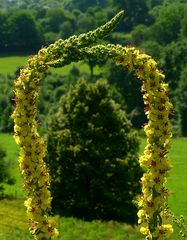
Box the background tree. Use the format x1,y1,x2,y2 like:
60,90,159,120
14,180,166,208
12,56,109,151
149,2,186,45
45,79,142,224
67,0,99,12
41,8,69,33
104,62,146,128
146,0,164,8
161,38,187,92
0,12,8,51
177,66,187,136
6,10,43,51
112,0,152,32
0,147,15,197
0,74,14,132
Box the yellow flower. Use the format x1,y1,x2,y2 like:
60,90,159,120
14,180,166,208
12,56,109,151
137,209,146,224
156,224,174,239
141,173,153,186
139,155,151,168
140,226,150,236
24,198,32,208
52,228,59,239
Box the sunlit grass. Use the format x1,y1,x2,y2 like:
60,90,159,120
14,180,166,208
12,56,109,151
167,138,187,219
0,54,27,75
0,199,144,240
0,199,32,240
0,53,101,75
140,138,187,219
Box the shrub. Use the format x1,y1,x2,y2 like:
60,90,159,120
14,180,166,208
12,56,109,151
45,79,142,224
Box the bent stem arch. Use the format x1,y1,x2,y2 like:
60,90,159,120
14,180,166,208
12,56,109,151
12,11,173,240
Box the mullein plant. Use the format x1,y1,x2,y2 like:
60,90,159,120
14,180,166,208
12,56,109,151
121,48,174,239
12,10,173,240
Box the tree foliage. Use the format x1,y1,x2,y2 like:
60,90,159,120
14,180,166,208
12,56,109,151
150,2,187,45
46,79,142,223
0,10,43,51
104,62,145,128
177,66,187,136
0,147,15,196
0,74,14,132
161,38,187,92
112,0,153,31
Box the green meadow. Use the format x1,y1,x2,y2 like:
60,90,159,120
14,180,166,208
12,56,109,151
0,53,28,75
140,138,187,220
0,133,186,239
0,53,101,75
0,198,145,240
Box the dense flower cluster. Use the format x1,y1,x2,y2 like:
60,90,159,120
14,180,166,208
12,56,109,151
117,46,173,239
11,11,124,240
12,11,173,240
12,54,59,240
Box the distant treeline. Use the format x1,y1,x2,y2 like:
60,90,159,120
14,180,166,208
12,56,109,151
0,0,187,136
0,0,163,51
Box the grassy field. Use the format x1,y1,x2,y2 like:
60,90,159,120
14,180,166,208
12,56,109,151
0,133,186,239
167,138,187,218
139,138,187,219
0,53,101,75
0,54,28,75
0,199,144,240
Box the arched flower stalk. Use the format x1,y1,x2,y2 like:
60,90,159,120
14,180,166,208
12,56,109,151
12,11,173,240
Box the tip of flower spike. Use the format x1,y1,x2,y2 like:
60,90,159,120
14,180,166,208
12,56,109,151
82,10,125,42
45,11,125,68
85,10,124,41
116,10,125,19
108,10,124,30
